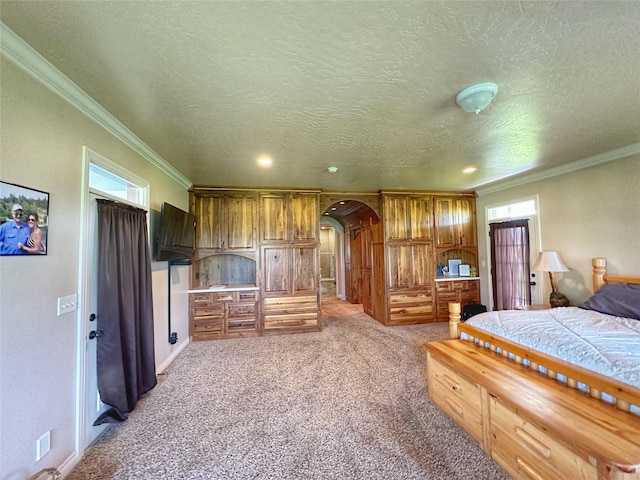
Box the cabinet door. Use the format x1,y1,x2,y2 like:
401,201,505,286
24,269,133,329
261,194,288,242
262,245,290,294
291,194,318,242
387,244,412,289
455,198,476,247
383,196,409,241
409,196,433,241
434,197,456,247
194,195,224,249
292,244,319,295
412,243,433,287
226,194,257,250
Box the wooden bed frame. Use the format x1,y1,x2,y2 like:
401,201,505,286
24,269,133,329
425,258,640,480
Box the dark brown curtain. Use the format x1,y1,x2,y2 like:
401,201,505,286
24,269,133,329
489,219,531,310
94,200,157,425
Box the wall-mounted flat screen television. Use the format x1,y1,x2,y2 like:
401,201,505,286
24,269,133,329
156,202,196,263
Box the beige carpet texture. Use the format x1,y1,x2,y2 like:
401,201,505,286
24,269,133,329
67,297,510,479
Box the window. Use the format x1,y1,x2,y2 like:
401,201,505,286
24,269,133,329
89,163,146,207
487,199,536,221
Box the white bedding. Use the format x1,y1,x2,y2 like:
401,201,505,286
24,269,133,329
464,306,640,389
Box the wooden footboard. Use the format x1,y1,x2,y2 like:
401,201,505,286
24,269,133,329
426,340,640,480
451,313,640,415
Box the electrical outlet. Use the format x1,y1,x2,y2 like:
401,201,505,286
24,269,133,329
36,431,50,461
57,294,78,316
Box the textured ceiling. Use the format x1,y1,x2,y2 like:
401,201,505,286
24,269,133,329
1,1,639,193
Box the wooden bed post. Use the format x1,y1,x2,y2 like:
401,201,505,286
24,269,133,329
592,257,607,291
448,302,461,339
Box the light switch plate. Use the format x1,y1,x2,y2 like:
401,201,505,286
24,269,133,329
57,294,78,316
36,431,50,460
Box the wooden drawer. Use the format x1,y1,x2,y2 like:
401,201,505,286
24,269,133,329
193,304,224,317
264,312,318,330
263,295,318,313
192,317,223,333
190,292,214,304
238,291,258,302
428,356,483,444
227,302,256,317
389,292,432,305
490,397,597,480
212,291,236,302
227,317,257,331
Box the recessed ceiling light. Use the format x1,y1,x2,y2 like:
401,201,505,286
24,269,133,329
328,166,338,173
324,212,330,215
463,166,477,174
339,201,345,205
331,207,337,210
257,156,272,167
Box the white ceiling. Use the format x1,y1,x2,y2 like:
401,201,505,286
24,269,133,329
1,1,639,193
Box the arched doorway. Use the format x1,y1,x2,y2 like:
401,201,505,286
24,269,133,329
319,195,380,312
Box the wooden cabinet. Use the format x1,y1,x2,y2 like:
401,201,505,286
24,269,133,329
386,243,433,289
383,194,433,241
378,193,436,326
262,244,318,296
260,192,320,334
189,289,259,340
261,192,318,243
434,196,476,248
435,279,480,322
192,192,257,253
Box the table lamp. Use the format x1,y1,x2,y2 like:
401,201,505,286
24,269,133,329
532,251,570,307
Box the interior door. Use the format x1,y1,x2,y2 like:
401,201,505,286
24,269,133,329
84,193,109,446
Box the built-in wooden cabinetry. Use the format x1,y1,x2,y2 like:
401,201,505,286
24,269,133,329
434,196,475,248
375,192,479,326
189,288,259,340
188,188,320,340
189,187,478,338
434,279,480,322
192,191,257,254
260,191,320,333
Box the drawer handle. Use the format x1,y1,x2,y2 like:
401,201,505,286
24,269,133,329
516,456,545,480
442,374,462,392
445,397,464,416
515,427,551,458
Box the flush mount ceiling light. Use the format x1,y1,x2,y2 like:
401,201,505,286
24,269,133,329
327,166,338,173
456,82,498,114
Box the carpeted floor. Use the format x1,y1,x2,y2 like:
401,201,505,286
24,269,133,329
67,297,510,479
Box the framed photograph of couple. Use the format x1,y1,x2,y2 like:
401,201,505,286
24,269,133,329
0,181,49,256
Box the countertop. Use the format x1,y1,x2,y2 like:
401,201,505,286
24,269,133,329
434,276,480,282
188,284,259,293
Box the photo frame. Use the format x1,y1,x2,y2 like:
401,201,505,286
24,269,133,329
0,181,49,256
448,259,462,276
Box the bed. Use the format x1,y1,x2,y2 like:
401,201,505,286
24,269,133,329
425,258,640,480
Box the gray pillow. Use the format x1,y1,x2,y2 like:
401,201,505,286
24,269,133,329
579,283,640,320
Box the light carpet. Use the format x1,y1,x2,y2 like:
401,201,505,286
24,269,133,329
67,297,510,479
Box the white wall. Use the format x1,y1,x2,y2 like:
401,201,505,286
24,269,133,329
0,53,190,478
475,155,640,308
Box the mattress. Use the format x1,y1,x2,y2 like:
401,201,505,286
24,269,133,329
464,306,640,389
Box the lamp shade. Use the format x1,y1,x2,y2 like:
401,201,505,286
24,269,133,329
532,251,569,272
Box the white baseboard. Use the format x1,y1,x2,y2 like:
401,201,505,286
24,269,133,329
157,338,190,374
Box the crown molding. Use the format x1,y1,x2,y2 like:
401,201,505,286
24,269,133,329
475,142,640,196
0,22,192,190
